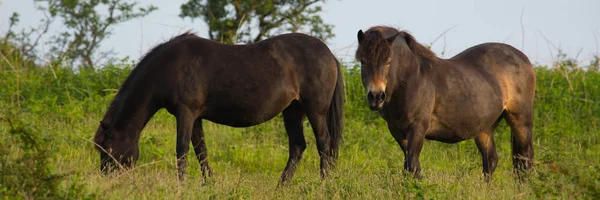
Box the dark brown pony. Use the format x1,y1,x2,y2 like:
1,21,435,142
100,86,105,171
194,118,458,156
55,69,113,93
93,31,344,184
355,26,535,181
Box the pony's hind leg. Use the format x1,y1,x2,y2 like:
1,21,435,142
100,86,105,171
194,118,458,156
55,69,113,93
191,118,211,179
305,106,333,179
502,62,535,177
279,102,307,185
504,109,534,175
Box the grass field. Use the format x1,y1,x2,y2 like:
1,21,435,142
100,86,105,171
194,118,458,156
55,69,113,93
1,45,599,199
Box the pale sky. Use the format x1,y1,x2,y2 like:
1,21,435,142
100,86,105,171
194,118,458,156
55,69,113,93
1,0,599,66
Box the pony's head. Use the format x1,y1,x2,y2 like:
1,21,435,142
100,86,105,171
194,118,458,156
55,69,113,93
93,121,139,174
355,27,437,110
355,29,399,110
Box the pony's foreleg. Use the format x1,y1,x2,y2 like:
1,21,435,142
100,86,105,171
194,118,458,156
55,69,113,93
405,122,427,179
175,106,196,181
475,128,499,182
387,124,409,168
192,118,211,180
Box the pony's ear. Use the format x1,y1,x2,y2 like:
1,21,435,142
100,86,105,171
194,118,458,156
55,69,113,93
100,121,109,130
357,30,365,43
94,121,108,150
93,132,104,149
387,33,400,45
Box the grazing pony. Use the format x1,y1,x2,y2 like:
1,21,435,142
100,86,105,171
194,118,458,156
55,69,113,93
93,31,344,184
355,26,535,181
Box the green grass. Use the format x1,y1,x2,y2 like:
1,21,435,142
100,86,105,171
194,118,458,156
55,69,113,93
1,45,599,199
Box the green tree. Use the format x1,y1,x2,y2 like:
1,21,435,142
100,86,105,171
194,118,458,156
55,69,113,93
179,0,335,44
33,0,157,68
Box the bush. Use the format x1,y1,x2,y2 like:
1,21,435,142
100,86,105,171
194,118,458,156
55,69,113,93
0,113,92,199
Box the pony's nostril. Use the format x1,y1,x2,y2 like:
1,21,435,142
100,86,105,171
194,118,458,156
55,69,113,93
367,91,375,100
380,92,387,101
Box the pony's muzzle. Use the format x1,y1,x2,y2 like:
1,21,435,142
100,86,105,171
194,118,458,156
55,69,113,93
367,90,386,110
100,158,116,175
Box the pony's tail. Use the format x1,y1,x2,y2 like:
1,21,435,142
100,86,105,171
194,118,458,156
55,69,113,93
327,59,344,162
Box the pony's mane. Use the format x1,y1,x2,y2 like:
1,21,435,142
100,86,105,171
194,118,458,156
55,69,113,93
398,30,437,62
136,31,197,66
101,31,197,125
360,26,437,63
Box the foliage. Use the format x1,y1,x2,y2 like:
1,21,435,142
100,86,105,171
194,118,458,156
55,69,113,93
179,0,335,44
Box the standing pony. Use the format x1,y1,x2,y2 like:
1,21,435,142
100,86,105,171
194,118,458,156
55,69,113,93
355,26,535,181
93,31,344,184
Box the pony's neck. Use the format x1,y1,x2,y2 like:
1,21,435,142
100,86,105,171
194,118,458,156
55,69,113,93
388,47,422,94
104,91,159,140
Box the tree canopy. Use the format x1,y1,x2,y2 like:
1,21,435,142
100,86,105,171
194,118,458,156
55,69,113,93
180,0,334,44
35,0,157,68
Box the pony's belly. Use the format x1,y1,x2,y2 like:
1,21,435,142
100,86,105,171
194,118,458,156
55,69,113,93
201,103,285,127
424,125,470,143
200,92,295,127
203,113,277,127
425,111,500,143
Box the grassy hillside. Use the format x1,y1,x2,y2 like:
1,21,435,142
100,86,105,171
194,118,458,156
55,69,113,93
1,43,599,199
